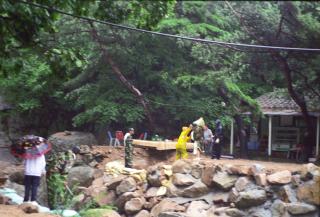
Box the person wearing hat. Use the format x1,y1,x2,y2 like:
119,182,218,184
212,119,223,160
176,125,192,160
124,128,135,168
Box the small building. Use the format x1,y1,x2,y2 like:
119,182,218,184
229,91,320,158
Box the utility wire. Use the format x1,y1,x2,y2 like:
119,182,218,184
18,0,320,52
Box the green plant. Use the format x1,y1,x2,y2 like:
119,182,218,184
47,173,77,210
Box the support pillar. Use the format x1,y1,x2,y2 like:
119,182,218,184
230,119,234,155
268,115,272,156
316,116,320,156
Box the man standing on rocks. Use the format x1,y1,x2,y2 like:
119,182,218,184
212,119,223,160
203,124,213,156
124,128,134,168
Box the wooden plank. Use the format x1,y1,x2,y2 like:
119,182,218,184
132,139,194,150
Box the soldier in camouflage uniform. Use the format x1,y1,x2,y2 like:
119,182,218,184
124,128,134,168
46,150,75,175
46,150,76,208
192,121,204,160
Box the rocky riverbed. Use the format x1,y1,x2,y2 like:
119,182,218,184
1,143,319,217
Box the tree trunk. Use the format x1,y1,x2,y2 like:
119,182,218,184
218,87,249,158
89,23,156,130
234,114,248,158
272,52,314,161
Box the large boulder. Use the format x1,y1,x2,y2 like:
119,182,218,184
145,187,166,198
267,170,292,185
247,207,271,217
191,163,203,179
150,199,185,217
172,160,191,174
116,177,137,195
278,185,297,203
0,130,11,148
147,165,162,187
201,164,215,187
213,171,238,191
186,200,210,217
235,189,267,209
172,173,196,187
180,181,209,198
249,164,265,176
271,199,286,217
104,174,127,190
48,131,97,152
297,176,320,205
286,202,317,215
227,165,251,176
300,163,320,181
93,190,116,207
225,208,246,217
254,173,267,186
115,192,141,212
67,166,95,187
125,197,146,215
135,210,151,217
234,177,253,192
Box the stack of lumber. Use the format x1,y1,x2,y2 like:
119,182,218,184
132,139,194,150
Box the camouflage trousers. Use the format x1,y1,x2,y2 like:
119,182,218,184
125,139,133,168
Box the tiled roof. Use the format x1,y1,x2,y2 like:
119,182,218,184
256,91,320,114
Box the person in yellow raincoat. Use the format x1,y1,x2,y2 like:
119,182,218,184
176,125,192,160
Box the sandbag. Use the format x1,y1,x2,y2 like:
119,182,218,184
193,117,205,127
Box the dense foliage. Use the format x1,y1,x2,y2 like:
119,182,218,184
0,1,319,157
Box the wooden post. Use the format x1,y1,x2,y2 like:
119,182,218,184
230,119,234,155
316,116,320,156
268,115,272,156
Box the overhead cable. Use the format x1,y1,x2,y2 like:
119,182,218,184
17,0,320,52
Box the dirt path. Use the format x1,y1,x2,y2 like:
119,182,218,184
0,205,58,217
92,146,304,173
198,157,304,173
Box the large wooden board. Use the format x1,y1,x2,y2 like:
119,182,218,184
132,139,194,150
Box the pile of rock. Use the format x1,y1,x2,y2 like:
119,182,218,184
48,131,97,153
48,131,105,168
75,160,319,217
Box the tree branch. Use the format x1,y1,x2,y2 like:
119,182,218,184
292,69,320,99
275,16,284,40
88,22,156,129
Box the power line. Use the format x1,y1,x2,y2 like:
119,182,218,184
18,0,320,52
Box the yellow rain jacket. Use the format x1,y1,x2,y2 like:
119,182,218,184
176,126,191,160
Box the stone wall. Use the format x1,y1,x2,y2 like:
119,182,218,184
79,160,319,217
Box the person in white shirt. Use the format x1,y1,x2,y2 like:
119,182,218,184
23,154,46,203
124,128,134,144
203,124,213,155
